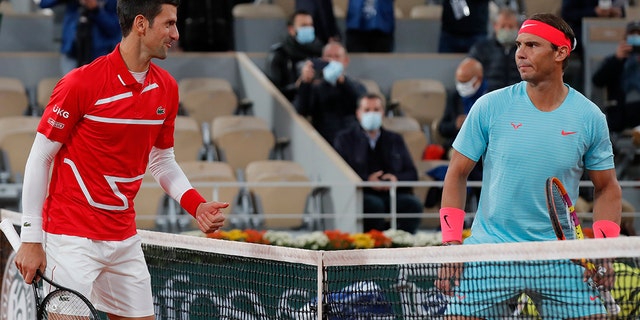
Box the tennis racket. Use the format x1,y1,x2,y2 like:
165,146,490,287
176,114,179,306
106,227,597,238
545,177,620,315
0,219,101,320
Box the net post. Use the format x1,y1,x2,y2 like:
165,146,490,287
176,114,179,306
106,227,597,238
317,251,324,320
389,185,397,230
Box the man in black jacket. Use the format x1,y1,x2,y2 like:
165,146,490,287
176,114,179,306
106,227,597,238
592,20,640,133
294,41,366,144
334,93,423,233
468,7,521,93
265,9,324,101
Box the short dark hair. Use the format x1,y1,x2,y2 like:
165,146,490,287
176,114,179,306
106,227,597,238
527,13,575,70
118,0,180,37
287,9,312,27
358,92,384,108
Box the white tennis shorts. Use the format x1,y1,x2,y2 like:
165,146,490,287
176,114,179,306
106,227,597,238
44,232,154,317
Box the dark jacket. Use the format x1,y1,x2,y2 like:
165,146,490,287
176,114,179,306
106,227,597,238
592,54,640,131
333,127,418,194
40,0,120,61
346,0,395,34
469,38,521,93
441,0,489,36
296,0,341,44
592,54,627,107
294,76,366,144
265,36,324,101
561,0,625,55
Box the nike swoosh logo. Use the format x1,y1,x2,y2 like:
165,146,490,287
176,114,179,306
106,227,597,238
589,296,598,301
600,230,607,238
521,23,537,29
443,215,451,229
561,130,577,136
456,294,466,300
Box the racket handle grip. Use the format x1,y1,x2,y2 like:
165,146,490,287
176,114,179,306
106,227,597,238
601,290,620,315
0,219,21,251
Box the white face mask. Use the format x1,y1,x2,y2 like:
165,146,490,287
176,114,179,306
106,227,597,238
456,76,479,98
360,111,383,131
496,28,518,46
322,61,344,85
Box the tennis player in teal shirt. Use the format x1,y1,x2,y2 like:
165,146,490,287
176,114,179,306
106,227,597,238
436,13,623,319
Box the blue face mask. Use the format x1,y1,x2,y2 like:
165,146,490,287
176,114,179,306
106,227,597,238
627,34,640,47
360,111,383,131
295,26,315,44
322,61,344,85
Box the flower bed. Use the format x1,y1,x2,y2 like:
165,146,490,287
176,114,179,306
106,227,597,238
204,229,473,250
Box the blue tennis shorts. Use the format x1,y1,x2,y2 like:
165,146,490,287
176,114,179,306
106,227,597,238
444,260,607,318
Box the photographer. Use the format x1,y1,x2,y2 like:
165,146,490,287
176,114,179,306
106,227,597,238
592,20,640,133
293,41,366,144
40,0,120,74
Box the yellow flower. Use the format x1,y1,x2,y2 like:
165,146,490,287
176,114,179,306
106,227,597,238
350,233,375,249
226,229,248,241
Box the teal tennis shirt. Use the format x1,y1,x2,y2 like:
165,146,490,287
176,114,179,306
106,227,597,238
453,81,614,244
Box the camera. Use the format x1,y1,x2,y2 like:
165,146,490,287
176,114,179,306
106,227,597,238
310,58,329,77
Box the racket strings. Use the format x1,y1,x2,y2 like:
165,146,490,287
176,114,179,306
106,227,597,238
41,290,96,319
550,183,576,239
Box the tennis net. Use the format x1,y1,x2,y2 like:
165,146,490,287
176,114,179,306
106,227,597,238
1,209,639,319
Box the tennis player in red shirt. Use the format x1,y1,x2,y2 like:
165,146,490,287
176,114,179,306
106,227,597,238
14,1,227,319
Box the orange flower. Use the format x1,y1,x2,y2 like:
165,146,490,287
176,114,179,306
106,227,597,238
366,230,392,248
324,230,353,250
245,229,270,244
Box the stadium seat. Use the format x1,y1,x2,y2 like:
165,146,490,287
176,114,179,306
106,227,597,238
245,160,311,229
395,0,431,18
181,90,238,128
178,77,240,128
523,0,561,15
173,116,205,162
390,78,446,142
232,3,286,18
211,115,276,172
36,77,60,113
178,160,240,229
382,115,427,167
0,116,40,182
333,0,348,17
272,0,295,17
0,77,29,117
358,78,387,106
178,77,233,98
409,4,443,19
134,172,166,230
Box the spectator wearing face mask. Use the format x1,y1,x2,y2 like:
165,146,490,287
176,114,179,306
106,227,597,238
334,93,423,233
593,20,640,133
294,41,367,144
265,10,325,101
468,7,522,93
296,0,341,45
439,57,488,153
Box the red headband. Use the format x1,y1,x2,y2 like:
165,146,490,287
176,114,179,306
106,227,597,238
518,19,572,55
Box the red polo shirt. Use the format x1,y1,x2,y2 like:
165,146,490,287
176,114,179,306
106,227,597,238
38,44,179,240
